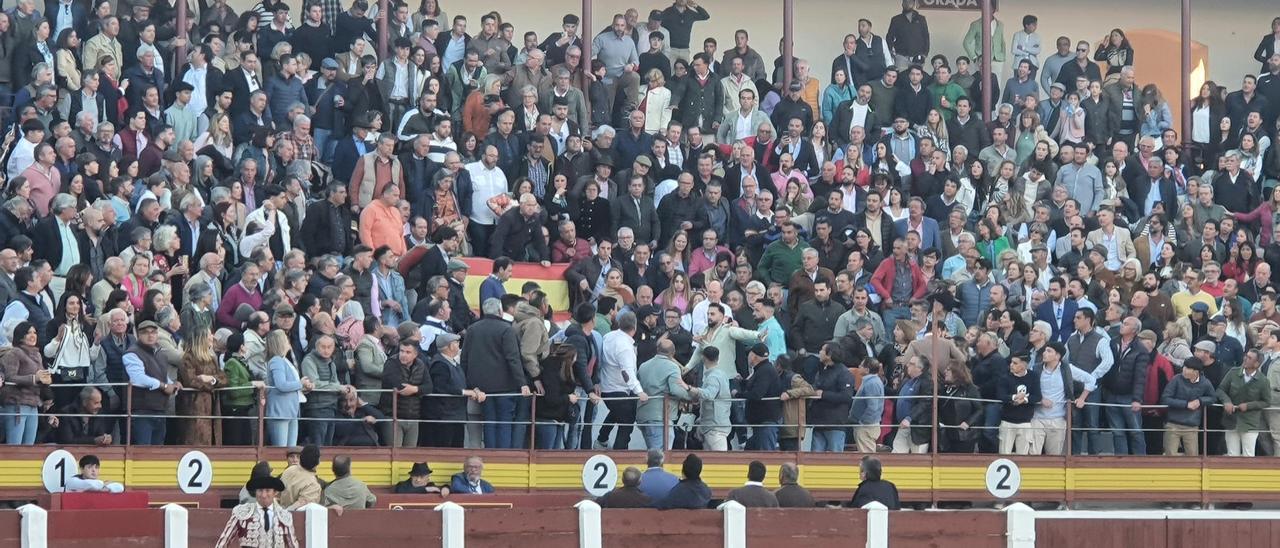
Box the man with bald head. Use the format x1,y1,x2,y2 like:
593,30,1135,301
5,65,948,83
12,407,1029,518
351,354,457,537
636,338,698,450
490,193,551,265
0,249,18,304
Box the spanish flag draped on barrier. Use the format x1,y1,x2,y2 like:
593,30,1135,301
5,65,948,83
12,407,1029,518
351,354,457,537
461,257,573,320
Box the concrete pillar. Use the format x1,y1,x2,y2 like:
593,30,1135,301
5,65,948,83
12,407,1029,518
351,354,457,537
1004,502,1036,548
575,500,602,548
162,503,189,548
717,500,746,548
862,501,888,548
301,503,329,548
435,501,465,548
18,504,47,548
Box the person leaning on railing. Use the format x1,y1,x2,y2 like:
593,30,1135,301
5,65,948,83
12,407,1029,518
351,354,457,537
221,332,265,446
0,321,53,445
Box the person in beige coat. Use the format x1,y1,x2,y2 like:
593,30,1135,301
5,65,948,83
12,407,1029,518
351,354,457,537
1086,207,1137,272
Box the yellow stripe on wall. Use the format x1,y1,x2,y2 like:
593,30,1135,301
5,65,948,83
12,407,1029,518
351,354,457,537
6,459,1279,495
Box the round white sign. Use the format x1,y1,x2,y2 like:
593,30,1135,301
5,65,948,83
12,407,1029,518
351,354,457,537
581,454,618,497
178,450,213,494
985,458,1022,499
42,449,77,493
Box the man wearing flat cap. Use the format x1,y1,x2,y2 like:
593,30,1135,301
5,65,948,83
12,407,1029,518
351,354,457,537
125,320,182,445
1160,356,1218,457
393,461,450,494
216,474,299,548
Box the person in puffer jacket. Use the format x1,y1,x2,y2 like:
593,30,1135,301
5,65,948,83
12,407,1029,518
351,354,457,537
1160,356,1217,456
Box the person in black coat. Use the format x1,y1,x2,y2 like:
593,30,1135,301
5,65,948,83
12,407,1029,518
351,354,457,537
534,344,578,449
655,454,712,510
424,333,472,448
333,390,386,446
331,118,376,185
490,198,551,262
847,456,900,510
742,344,783,450
893,65,932,126
300,183,355,257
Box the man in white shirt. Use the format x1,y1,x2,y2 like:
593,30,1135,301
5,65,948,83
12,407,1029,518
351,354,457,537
594,312,649,450
691,279,736,336
5,121,45,181
64,455,125,493
466,145,508,258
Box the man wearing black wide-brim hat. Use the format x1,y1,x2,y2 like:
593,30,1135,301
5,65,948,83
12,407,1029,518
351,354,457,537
215,474,299,548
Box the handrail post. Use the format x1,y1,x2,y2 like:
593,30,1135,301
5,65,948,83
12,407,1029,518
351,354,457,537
1201,409,1209,508
662,395,670,451
528,395,538,450
125,384,133,447
256,389,266,449
391,391,400,453
795,395,805,459
1064,401,1073,508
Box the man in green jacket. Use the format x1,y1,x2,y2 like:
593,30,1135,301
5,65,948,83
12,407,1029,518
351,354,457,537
927,65,967,121
637,339,698,450
757,221,810,285
1216,349,1273,457
300,336,347,447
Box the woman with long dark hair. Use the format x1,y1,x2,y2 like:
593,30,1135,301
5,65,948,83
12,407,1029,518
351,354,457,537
44,293,97,408
54,28,83,94
1094,28,1135,75
937,360,984,453
0,322,52,445
534,343,579,449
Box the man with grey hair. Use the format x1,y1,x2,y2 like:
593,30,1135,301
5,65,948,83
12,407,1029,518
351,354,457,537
638,448,678,500
489,193,550,265
188,252,225,312
33,194,84,299
541,66,588,130
774,462,816,507
461,298,532,449
596,311,648,450
596,466,651,508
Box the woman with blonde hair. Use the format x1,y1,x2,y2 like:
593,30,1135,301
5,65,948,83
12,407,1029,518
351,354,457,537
665,230,692,273
641,69,672,134
656,271,693,314
177,331,228,446
916,108,950,160
1158,321,1193,369
265,329,308,447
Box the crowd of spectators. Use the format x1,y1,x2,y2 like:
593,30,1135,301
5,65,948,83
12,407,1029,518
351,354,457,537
0,0,1278,458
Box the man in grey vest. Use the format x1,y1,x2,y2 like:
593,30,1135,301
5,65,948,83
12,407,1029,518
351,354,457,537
124,321,182,445
1065,307,1114,455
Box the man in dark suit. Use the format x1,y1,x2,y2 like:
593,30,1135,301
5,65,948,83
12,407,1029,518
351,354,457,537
853,188,895,251
770,117,819,176
225,50,263,117
45,0,88,43
1127,157,1179,222
331,115,375,185
1034,277,1079,344
405,226,458,298
892,197,942,251
170,193,204,259
611,174,660,246
32,195,88,274
232,91,274,146
565,240,623,308
721,146,771,201
847,456,900,510
726,461,779,508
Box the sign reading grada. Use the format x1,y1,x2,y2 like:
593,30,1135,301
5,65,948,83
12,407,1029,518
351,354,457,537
919,0,982,10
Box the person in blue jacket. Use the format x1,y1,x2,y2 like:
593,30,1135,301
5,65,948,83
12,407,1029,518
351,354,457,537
450,455,496,494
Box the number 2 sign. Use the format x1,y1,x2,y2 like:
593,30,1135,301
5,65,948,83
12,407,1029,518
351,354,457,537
178,451,213,494
985,458,1022,499
581,454,618,497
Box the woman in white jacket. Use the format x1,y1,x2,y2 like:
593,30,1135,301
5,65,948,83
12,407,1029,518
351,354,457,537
640,69,673,135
